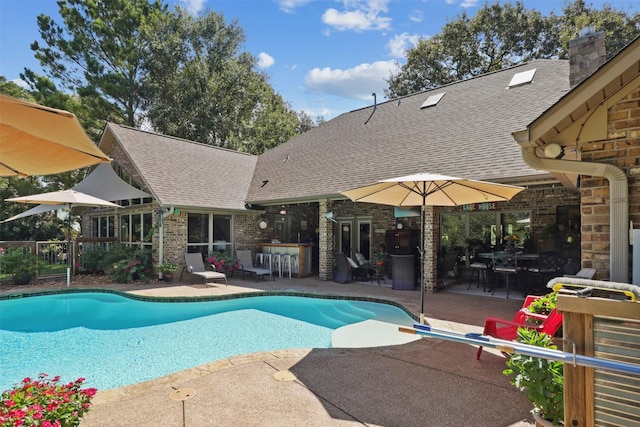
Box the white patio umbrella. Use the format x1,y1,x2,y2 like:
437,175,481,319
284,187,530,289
0,94,111,177
341,173,525,323
5,189,120,286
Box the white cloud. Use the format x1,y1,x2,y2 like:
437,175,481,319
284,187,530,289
461,0,479,7
257,52,275,68
11,78,29,89
304,60,398,101
321,0,391,32
409,9,423,23
178,0,206,15
387,33,425,58
276,0,313,14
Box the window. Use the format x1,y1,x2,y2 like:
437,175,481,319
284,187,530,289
508,69,536,88
120,213,153,249
440,213,467,255
91,216,115,238
420,92,445,108
358,221,371,260
500,211,531,248
115,167,152,207
440,210,531,258
187,213,233,255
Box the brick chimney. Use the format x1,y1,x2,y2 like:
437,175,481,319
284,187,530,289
569,26,606,88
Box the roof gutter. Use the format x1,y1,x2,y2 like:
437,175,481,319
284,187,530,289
519,143,628,282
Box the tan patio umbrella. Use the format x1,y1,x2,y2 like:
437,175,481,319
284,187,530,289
6,189,120,286
0,94,111,177
341,173,525,322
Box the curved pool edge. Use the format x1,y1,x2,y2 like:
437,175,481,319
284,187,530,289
0,287,420,323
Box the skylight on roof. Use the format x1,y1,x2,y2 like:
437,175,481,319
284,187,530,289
508,69,536,88
420,92,445,109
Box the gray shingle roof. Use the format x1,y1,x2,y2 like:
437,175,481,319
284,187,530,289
104,124,256,210
246,59,570,204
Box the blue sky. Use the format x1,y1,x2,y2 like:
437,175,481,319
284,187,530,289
1,0,639,120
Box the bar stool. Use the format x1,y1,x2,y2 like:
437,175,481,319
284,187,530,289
255,253,272,271
271,253,283,278
281,254,293,279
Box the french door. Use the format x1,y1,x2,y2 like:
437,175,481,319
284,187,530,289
337,217,372,259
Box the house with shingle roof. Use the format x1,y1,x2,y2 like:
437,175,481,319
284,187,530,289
90,30,640,289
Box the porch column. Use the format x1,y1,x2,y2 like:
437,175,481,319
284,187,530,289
318,199,335,281
423,205,438,293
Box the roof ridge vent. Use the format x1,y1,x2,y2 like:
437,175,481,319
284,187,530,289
420,92,445,109
508,68,536,88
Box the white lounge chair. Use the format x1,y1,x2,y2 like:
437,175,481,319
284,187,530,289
564,268,596,280
236,249,274,281
181,252,228,286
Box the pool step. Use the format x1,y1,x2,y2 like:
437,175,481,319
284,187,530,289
331,319,422,348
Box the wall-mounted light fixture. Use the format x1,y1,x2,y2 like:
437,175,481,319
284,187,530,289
259,220,268,230
326,211,337,223
544,143,564,159
279,208,287,216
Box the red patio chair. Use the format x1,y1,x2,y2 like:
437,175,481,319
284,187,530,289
475,299,563,360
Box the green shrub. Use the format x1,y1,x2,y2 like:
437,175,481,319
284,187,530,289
106,246,153,283
80,246,109,273
0,247,40,281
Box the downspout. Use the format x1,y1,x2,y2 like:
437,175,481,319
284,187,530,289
520,146,628,282
157,206,175,280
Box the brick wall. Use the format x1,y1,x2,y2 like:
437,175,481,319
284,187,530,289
581,86,640,280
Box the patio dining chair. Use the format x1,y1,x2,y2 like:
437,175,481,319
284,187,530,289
525,251,561,294
181,252,228,286
491,251,518,298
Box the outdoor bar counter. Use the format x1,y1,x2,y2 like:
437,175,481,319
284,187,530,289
258,243,313,277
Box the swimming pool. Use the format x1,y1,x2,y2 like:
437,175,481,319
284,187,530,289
0,290,415,391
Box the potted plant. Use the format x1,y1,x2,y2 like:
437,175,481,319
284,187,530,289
158,262,178,282
503,328,564,426
371,252,387,266
1,248,40,285
527,291,558,317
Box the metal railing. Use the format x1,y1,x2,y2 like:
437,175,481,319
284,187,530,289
0,238,116,283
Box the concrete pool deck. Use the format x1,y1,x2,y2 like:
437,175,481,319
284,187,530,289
3,275,537,426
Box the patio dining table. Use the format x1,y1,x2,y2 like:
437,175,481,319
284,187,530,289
475,252,541,297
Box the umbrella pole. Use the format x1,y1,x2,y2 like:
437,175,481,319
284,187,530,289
419,202,425,323
67,204,71,287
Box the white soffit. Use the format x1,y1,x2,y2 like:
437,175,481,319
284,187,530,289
508,69,536,88
420,92,445,109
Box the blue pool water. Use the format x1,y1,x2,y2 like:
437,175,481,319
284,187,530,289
0,292,414,391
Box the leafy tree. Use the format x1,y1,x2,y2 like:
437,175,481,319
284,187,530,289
386,2,554,97
29,1,313,154
385,0,639,98
0,176,66,241
557,0,640,60
29,0,168,128
142,8,302,153
0,77,34,100
296,111,317,134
